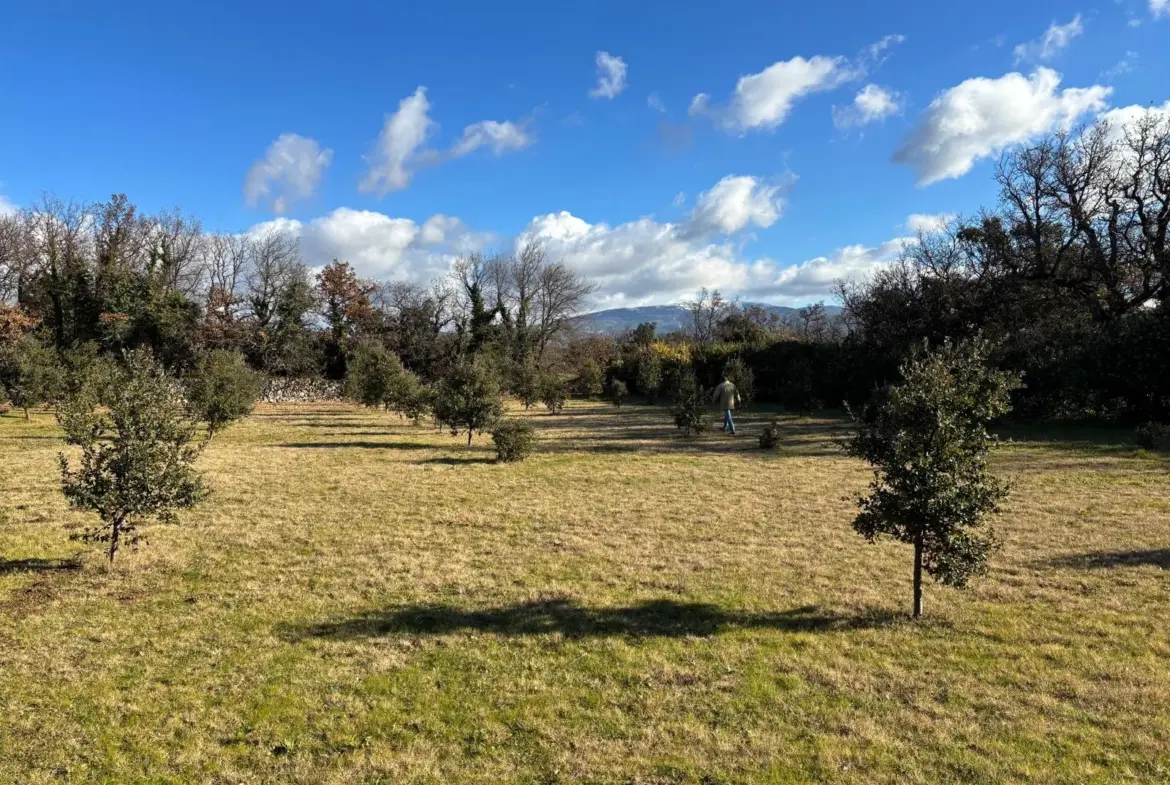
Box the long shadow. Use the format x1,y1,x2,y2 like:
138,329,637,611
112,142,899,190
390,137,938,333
1045,549,1170,570
296,598,897,640
413,456,496,466
0,557,82,575
276,441,431,450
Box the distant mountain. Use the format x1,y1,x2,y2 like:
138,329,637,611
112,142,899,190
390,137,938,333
576,302,842,335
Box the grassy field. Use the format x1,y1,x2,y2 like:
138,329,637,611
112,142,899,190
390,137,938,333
1,401,1168,784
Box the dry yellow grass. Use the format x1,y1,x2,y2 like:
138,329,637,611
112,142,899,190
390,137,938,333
1,401,1168,784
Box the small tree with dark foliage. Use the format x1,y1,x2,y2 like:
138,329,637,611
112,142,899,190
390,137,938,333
758,419,782,450
186,349,261,439
58,350,206,564
433,361,504,445
671,369,708,436
491,419,536,462
343,343,403,409
539,372,567,414
608,378,629,408
0,334,64,420
845,338,1019,618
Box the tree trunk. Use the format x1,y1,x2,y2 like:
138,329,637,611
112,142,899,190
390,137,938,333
107,517,123,564
912,533,924,619
467,429,473,447
23,407,30,421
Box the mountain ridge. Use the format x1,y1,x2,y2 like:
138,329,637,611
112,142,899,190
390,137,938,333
576,302,843,335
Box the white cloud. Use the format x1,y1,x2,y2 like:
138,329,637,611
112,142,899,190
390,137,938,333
692,54,855,132
1098,100,1170,142
1012,15,1084,64
686,175,790,235
833,84,903,128
672,191,686,207
359,87,436,195
904,213,955,234
248,199,916,307
449,120,532,157
243,133,333,215
749,238,909,303
893,68,1111,185
0,190,16,217
647,93,666,112
1152,0,1169,19
359,87,533,195
589,51,628,99
691,36,904,133
248,207,494,283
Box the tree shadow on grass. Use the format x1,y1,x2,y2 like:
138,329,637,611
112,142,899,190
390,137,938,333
275,441,432,450
413,456,496,466
295,598,898,640
1044,549,1170,570
0,557,82,575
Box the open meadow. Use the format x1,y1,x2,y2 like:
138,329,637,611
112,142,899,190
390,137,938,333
1,402,1168,784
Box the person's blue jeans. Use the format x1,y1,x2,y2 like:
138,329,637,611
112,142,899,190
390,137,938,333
723,409,735,433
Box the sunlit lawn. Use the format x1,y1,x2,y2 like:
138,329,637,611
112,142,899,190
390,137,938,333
1,401,1168,784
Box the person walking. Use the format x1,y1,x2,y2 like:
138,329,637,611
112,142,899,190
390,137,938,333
711,375,740,435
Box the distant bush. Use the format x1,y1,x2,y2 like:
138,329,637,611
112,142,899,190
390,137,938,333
608,378,629,407
1135,422,1170,452
634,351,663,401
186,349,262,438
759,420,782,450
0,334,64,419
540,373,567,414
671,370,708,436
491,419,536,462
344,343,403,409
573,358,604,399
390,370,432,424
513,361,541,410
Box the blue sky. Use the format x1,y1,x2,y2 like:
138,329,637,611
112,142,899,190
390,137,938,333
1,0,1167,307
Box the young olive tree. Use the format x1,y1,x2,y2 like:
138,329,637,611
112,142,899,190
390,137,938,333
185,349,261,438
432,361,503,446
58,350,206,563
845,339,1020,618
343,342,403,409
0,334,64,419
671,369,708,436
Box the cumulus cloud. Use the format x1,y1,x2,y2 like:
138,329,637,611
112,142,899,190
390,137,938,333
691,36,904,133
589,51,628,99
904,213,955,234
518,208,909,307
1098,100,1170,143
359,87,533,195
833,84,903,128
1152,0,1168,19
1012,15,1084,64
248,207,495,283
748,238,909,303
0,190,16,217
893,68,1111,185
243,133,333,215
691,54,854,132
647,93,666,113
686,175,791,235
